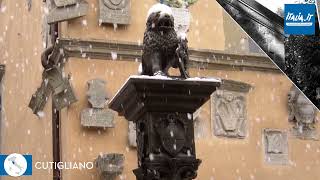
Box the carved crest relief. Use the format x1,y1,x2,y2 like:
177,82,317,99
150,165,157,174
103,0,126,9
263,129,288,165
288,86,318,140
99,0,130,25
212,90,247,138
211,80,251,139
157,114,187,156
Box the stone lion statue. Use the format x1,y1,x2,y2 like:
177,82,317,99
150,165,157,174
140,3,190,78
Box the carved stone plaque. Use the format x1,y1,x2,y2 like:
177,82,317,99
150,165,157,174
211,80,251,139
98,0,130,25
263,129,288,165
171,7,190,32
212,90,247,138
47,0,88,24
95,153,124,180
288,86,318,140
87,79,108,109
54,0,77,7
128,121,137,147
81,108,115,128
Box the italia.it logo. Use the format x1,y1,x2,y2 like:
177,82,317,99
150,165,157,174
0,153,32,177
284,4,316,35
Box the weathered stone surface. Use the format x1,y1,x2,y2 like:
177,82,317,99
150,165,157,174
171,7,190,33
211,80,251,139
288,86,318,140
54,0,77,7
43,67,65,94
263,129,289,165
158,0,198,8
47,0,88,24
81,108,114,128
98,0,130,25
212,90,247,138
52,78,77,110
87,79,108,109
29,80,51,115
128,121,137,147
30,65,77,113
95,153,124,180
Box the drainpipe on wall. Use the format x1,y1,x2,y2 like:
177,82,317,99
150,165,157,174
0,65,5,180
50,21,61,180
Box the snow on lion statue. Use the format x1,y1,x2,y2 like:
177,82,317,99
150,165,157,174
140,3,190,78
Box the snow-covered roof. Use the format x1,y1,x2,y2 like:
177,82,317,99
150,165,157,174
147,3,173,19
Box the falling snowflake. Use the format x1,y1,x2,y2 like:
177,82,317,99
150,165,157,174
111,51,117,60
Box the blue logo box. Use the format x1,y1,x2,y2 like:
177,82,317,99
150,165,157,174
284,4,316,35
0,154,32,176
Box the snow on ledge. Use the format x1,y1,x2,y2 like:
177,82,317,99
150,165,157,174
109,75,221,105
128,75,221,83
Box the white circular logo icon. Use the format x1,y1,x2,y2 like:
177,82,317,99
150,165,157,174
3,153,27,177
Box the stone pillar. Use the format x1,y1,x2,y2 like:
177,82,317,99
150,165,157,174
109,75,220,180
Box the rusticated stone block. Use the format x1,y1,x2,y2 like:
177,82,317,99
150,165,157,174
95,153,125,180
98,0,130,25
81,108,114,128
263,129,289,165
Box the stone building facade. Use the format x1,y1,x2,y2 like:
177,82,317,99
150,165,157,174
0,0,319,180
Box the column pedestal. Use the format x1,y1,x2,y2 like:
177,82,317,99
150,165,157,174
109,75,221,180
